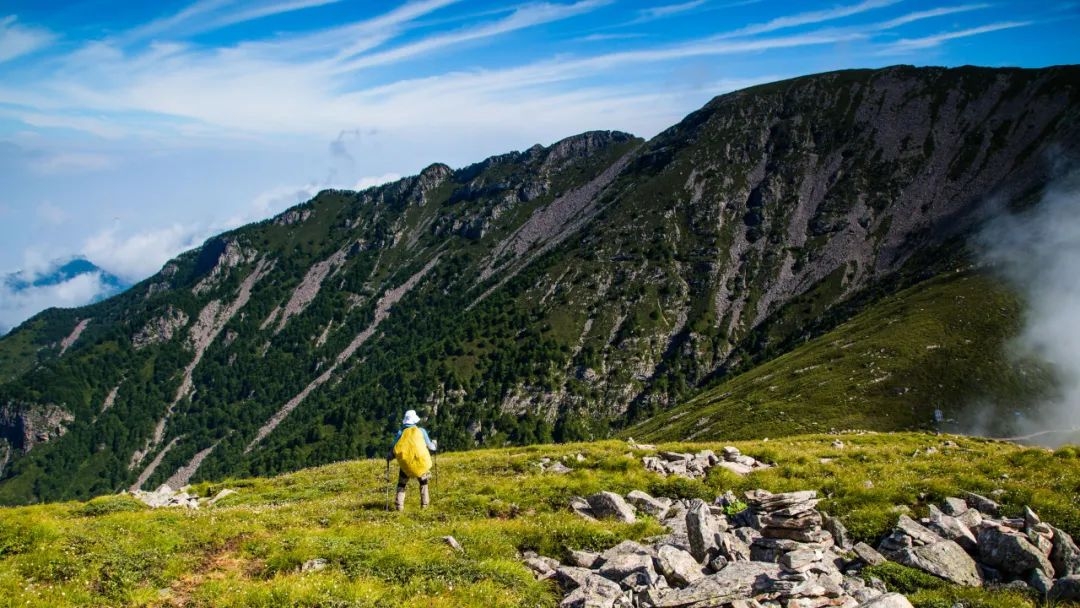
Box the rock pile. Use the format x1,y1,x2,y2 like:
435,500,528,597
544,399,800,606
642,446,772,479
129,484,235,509
876,491,1080,601
534,488,905,608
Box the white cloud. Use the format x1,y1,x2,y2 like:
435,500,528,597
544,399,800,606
878,21,1032,54
637,0,708,22
0,15,53,64
721,0,899,38
354,173,402,190
0,272,115,334
82,224,208,281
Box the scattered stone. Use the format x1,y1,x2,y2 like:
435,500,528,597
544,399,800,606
570,550,601,569
443,535,464,553
686,499,720,562
300,558,328,573
646,447,771,479
525,556,559,578
963,491,1000,517
1051,575,1080,601
627,490,669,519
546,461,573,474
856,593,914,608
925,505,977,552
941,497,968,515
823,512,853,551
559,573,628,608
207,488,237,505
977,525,1054,578
627,437,656,451
587,491,637,523
570,496,597,521
854,542,887,567
1052,526,1080,577
655,545,705,587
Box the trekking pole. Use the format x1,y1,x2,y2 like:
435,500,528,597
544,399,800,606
385,459,390,512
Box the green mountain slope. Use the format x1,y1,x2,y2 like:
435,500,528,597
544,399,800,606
2,65,1079,505
625,270,1054,442
0,435,1077,607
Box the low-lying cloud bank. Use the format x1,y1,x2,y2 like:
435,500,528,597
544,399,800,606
971,167,1080,444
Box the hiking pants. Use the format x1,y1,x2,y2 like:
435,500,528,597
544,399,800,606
395,470,431,510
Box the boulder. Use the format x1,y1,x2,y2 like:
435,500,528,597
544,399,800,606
1051,575,1080,601
977,525,1054,578
823,513,853,551
654,545,705,587
570,496,596,521
559,573,628,608
941,497,969,515
963,491,1000,516
570,550,601,569
717,531,753,562
639,561,782,607
554,566,594,590
853,542,886,567
599,540,654,563
686,499,720,562
597,552,656,582
894,515,944,546
627,490,670,519
587,491,637,523
1051,525,1080,577
925,505,977,553
856,593,914,608
780,548,825,573
891,541,982,587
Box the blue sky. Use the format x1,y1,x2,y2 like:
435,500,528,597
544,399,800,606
0,0,1077,331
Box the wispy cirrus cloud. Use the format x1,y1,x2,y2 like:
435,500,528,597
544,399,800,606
878,21,1033,55
0,15,53,64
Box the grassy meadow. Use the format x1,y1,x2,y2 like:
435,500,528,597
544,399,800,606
2,434,1080,607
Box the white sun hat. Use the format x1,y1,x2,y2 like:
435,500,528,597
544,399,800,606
402,410,421,425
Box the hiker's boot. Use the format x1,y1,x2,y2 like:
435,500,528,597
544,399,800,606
395,488,406,511
420,484,430,509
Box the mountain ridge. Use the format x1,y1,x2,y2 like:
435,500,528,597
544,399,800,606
1,64,1078,505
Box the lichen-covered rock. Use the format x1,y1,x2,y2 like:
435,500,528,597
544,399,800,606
587,491,637,523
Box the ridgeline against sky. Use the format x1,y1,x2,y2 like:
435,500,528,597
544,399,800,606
0,0,1078,331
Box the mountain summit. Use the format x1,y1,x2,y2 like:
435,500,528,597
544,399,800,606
1,65,1079,505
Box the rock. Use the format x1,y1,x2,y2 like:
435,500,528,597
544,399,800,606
823,513,853,551
891,541,982,587
977,525,1054,578
780,548,825,573
1051,575,1080,601
570,496,597,521
925,505,977,552
894,515,944,546
686,499,720,562
941,497,969,515
855,593,914,608
853,542,887,567
599,540,654,563
547,461,573,474
716,531,753,562
570,550,601,569
746,490,818,514
716,461,755,475
707,554,729,572
443,536,464,553
655,545,705,587
587,491,637,523
955,508,983,530
963,491,1000,516
627,490,669,519
300,558,328,573
1024,506,1042,532
525,556,558,578
659,451,692,462
554,566,594,590
832,440,845,450
640,561,782,607
207,488,237,505
597,552,655,582
722,446,741,461
1051,525,1080,576
1028,568,1053,595
559,573,628,608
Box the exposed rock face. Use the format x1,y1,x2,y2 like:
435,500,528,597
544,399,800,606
191,238,257,295
58,318,90,356
132,306,190,350
0,402,75,453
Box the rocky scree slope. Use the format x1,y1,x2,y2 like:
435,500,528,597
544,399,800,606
0,65,1078,505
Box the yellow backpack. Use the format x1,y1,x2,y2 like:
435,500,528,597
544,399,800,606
393,427,432,478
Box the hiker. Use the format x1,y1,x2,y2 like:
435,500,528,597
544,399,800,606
387,409,437,510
